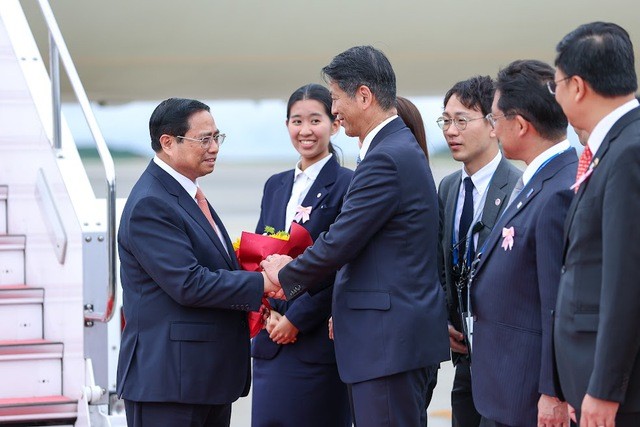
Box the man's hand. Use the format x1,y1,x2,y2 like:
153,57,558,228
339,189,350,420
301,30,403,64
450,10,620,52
265,310,281,334
568,403,577,423
448,324,468,354
580,394,619,427
260,254,292,300
269,314,298,345
261,271,283,299
537,394,569,426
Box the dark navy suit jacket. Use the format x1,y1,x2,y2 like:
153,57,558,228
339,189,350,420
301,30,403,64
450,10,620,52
470,148,577,425
252,155,353,363
555,106,640,413
278,117,450,384
117,160,264,405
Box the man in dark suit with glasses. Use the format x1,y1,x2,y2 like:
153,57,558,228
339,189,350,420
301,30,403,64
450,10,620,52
437,75,521,427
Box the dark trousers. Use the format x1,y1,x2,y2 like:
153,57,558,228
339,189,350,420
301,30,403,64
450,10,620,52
348,365,438,427
452,357,483,427
425,365,439,426
124,399,232,427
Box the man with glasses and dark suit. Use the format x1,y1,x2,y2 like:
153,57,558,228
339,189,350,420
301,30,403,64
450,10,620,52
469,60,577,426
117,98,279,427
552,22,640,426
437,75,521,427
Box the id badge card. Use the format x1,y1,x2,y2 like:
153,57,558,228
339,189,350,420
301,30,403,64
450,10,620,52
464,312,473,351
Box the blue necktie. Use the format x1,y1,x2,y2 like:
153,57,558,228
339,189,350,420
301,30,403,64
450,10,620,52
356,155,362,166
459,177,474,265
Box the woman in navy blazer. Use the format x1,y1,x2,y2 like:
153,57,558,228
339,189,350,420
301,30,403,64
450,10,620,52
251,84,352,427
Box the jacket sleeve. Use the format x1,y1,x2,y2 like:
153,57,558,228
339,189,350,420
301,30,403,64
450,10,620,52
588,143,640,402
536,188,573,396
279,150,401,298
126,195,264,310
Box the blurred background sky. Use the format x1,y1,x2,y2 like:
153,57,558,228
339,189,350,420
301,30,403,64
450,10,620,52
63,97,582,163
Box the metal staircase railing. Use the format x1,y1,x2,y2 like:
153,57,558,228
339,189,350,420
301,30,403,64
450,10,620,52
35,0,116,324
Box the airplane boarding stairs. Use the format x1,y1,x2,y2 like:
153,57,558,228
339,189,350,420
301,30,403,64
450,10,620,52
0,1,124,426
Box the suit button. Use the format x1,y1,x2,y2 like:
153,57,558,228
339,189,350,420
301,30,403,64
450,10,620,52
561,265,566,274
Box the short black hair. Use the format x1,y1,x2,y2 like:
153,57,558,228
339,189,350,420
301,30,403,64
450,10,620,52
322,45,396,110
443,75,495,116
555,22,637,96
496,60,568,141
149,98,210,152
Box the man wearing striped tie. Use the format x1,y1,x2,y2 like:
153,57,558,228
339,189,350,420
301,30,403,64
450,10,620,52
552,22,640,427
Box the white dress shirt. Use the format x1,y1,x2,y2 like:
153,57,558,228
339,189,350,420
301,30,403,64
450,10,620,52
153,156,227,249
522,139,572,187
586,98,639,156
358,115,398,160
285,154,333,228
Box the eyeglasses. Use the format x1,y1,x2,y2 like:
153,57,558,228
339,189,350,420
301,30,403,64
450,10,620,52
546,76,571,95
177,133,226,149
436,116,486,131
485,113,510,128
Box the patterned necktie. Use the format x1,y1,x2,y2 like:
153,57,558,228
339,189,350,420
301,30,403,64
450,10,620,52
195,187,228,253
459,177,474,264
356,155,362,167
574,146,593,192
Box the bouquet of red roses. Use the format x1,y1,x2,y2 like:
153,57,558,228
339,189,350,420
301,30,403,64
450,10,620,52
234,222,313,337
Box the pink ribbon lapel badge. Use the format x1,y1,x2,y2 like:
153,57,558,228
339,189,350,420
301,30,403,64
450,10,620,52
570,164,595,193
293,205,312,223
501,226,515,251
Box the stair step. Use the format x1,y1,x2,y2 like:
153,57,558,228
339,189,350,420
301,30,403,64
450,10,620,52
0,340,63,399
0,186,6,235
0,287,44,340
0,285,44,305
0,395,76,424
0,235,25,285
0,340,63,360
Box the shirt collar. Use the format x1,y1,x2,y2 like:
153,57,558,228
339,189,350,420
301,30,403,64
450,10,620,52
294,153,333,181
359,115,398,160
587,98,640,156
153,156,199,199
522,139,571,186
462,151,502,197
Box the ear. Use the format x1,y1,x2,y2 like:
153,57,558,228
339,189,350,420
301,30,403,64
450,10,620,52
357,85,373,110
159,134,174,154
330,118,340,135
515,115,529,138
573,76,587,103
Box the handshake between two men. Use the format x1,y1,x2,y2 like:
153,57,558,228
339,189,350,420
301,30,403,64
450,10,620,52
260,254,293,300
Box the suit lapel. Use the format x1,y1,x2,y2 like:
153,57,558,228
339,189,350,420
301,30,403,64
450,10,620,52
272,173,294,232
367,117,406,154
148,161,235,269
444,174,461,253
475,149,575,272
299,156,339,216
178,191,235,269
563,107,640,244
478,158,513,248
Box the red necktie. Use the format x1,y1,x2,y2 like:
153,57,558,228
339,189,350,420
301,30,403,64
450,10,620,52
574,146,593,192
195,187,228,252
